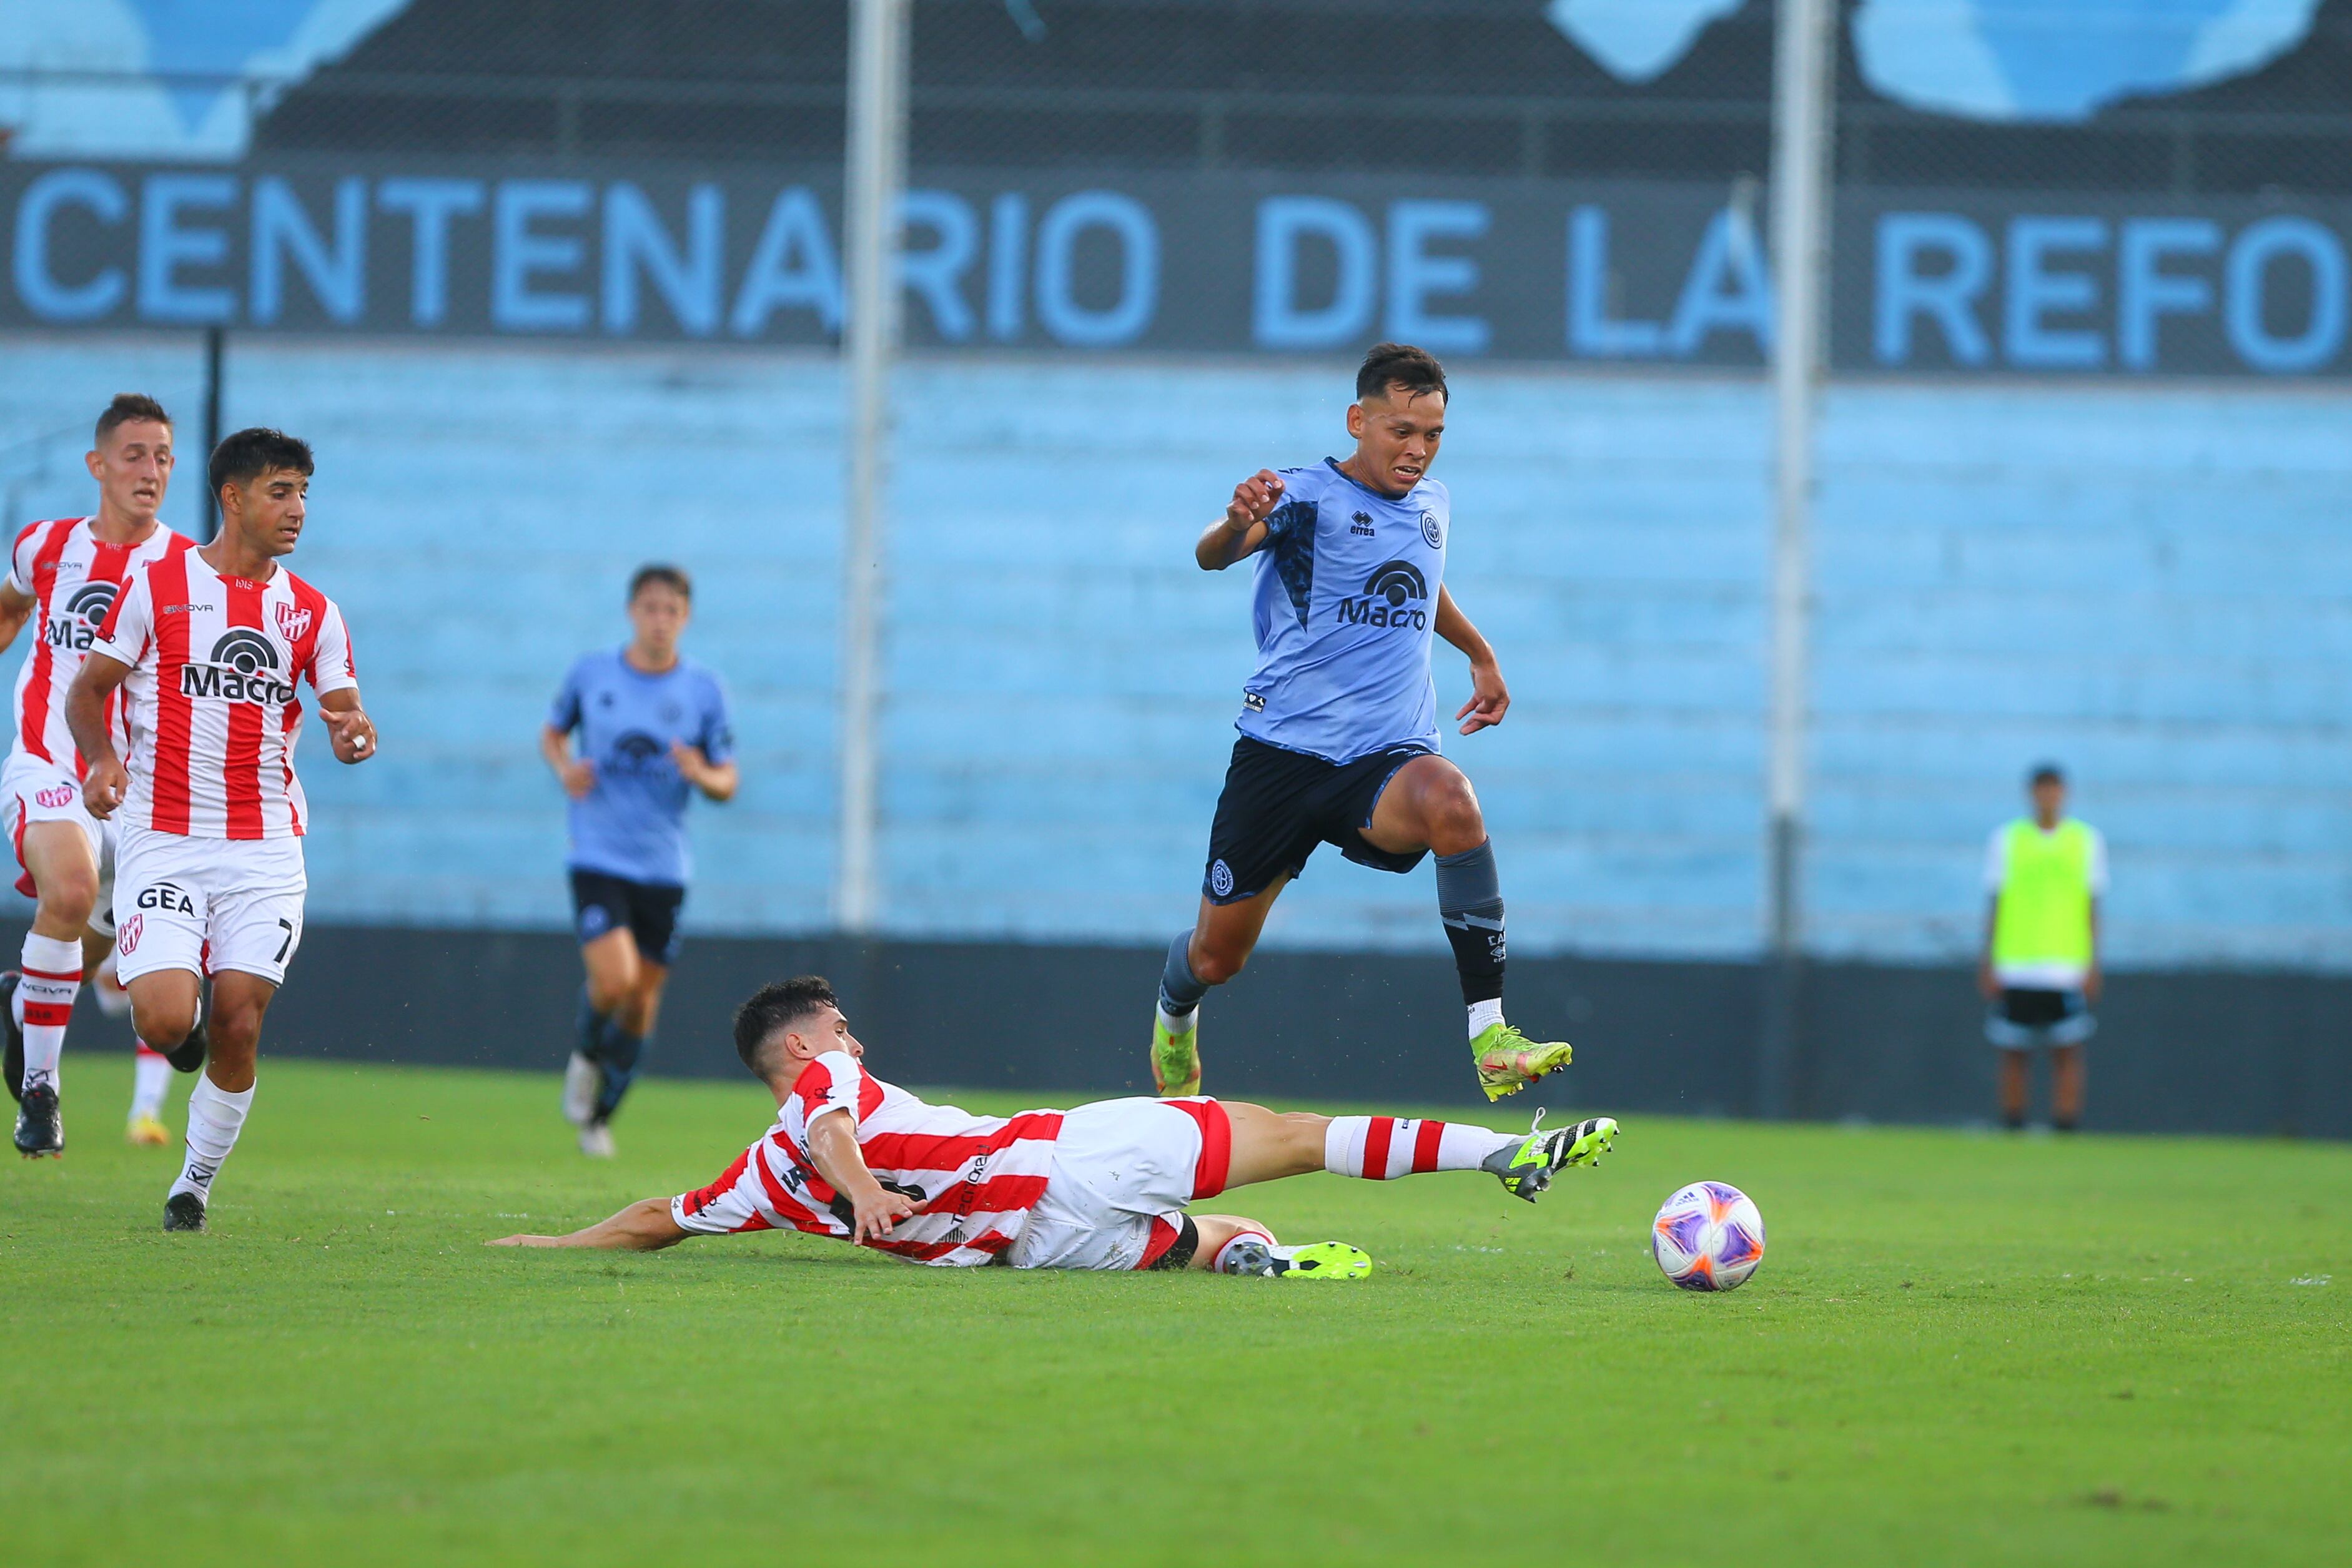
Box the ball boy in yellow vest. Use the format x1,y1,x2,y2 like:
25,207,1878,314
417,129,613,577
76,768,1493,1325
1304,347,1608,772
1978,764,2105,1131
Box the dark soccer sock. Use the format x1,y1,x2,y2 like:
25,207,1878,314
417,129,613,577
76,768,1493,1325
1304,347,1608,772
1157,932,1210,1026
575,987,609,1062
593,1020,646,1122
1436,840,1506,1011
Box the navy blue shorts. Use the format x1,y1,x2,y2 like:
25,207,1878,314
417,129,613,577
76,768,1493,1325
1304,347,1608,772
569,868,686,968
1201,737,1430,904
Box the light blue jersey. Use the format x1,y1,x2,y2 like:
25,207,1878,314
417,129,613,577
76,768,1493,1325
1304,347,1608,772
548,648,734,887
1237,459,1449,764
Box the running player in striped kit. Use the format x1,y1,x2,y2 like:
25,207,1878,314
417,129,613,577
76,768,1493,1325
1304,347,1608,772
66,428,377,1231
2,395,207,1158
492,977,1621,1276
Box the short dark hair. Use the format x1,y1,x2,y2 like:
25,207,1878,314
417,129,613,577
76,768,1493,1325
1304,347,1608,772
1356,342,1448,405
629,563,692,603
210,427,314,500
2029,762,2066,786
94,393,171,448
733,976,841,1073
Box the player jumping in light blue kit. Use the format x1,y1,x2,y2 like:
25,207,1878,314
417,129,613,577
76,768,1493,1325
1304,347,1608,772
1151,343,1576,1104
541,565,736,1156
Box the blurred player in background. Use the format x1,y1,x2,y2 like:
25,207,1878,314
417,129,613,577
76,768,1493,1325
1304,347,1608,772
2,394,205,1158
1150,343,1573,1103
68,428,376,1230
1979,764,2106,1132
490,975,1620,1273
541,565,736,1157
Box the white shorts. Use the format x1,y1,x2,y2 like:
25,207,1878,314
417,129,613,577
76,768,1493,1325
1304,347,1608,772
1,753,119,932
1007,1097,1232,1272
111,822,307,987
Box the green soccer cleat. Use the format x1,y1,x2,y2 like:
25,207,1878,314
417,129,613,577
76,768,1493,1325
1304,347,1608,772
1471,1022,1574,1101
1483,1110,1619,1202
1152,1015,1201,1097
1217,1237,1372,1280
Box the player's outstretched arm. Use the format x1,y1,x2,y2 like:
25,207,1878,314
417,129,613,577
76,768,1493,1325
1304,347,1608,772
0,581,34,655
1434,585,1509,734
320,687,377,762
1195,468,1285,571
65,651,134,818
488,1196,691,1250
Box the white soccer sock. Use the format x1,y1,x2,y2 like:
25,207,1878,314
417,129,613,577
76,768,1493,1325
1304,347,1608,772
129,1045,171,1122
1155,1002,1197,1036
1323,1115,1518,1180
170,1076,254,1202
1467,997,1505,1040
17,932,83,1087
91,951,132,1018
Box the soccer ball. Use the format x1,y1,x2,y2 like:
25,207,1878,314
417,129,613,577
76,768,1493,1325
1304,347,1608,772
1650,1181,1766,1291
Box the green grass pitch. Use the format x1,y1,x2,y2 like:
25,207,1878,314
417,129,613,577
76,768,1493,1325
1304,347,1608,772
5,1057,2346,1566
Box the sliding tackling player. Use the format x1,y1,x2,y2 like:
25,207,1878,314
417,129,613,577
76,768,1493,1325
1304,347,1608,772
1150,343,1574,1103
491,976,1619,1275
4,394,204,1157
67,428,377,1230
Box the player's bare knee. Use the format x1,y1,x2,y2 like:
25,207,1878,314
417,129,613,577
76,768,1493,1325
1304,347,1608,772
35,872,98,930
1422,775,1486,855
131,995,198,1048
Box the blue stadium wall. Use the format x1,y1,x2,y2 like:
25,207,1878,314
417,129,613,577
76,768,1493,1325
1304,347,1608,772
2,333,2346,1133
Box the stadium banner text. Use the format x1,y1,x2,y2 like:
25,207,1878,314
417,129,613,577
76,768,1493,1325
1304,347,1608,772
4,160,2346,377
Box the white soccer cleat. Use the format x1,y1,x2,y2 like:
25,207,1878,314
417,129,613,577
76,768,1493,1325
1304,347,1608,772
578,1120,615,1158
561,1052,598,1128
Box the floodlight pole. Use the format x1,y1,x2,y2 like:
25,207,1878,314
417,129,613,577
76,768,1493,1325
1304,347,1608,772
836,0,909,935
1758,0,1837,1118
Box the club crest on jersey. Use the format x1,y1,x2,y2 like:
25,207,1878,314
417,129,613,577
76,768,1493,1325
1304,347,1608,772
117,914,142,955
1333,560,1430,630
1420,510,1443,549
275,601,313,644
44,581,118,651
181,628,295,704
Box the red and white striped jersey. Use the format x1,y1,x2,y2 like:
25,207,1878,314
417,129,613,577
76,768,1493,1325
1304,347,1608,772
672,1050,1065,1267
6,517,196,771
91,551,358,839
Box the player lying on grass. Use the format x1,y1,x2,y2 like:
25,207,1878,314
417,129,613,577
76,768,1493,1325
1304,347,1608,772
490,976,1620,1277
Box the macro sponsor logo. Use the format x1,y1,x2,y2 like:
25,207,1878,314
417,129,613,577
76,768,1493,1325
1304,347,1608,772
604,730,668,776
1333,560,1430,629
180,628,294,703
46,580,119,650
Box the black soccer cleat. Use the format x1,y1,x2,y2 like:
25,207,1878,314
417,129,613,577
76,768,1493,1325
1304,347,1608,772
14,1077,62,1158
164,1010,209,1075
2,970,22,1103
162,1191,208,1232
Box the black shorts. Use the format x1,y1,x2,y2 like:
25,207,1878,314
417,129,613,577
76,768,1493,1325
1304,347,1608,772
569,869,686,968
1202,737,1431,904
1985,987,2095,1049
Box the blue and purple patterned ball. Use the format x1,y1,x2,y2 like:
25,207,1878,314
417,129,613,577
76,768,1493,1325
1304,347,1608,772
1651,1180,1767,1291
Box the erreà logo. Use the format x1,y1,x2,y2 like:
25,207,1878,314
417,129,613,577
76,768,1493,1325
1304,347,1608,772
45,581,118,651
1335,560,1430,630
181,628,295,703
1350,510,1376,536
